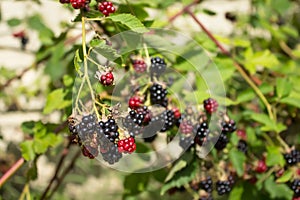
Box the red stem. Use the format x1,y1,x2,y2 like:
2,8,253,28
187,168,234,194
0,158,25,188
168,0,201,23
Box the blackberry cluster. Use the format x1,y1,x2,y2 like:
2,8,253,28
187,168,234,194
70,0,87,9
150,56,166,78
99,118,119,143
160,110,176,132
214,133,229,150
237,139,248,153
194,122,209,141
221,119,237,134
179,120,193,134
284,150,300,166
132,59,147,73
179,135,194,149
149,83,168,107
136,106,152,124
290,179,300,197
128,96,143,110
101,143,122,165
216,180,232,195
203,98,218,114
200,176,213,193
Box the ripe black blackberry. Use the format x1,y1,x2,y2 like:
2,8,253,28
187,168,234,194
101,143,122,165
179,135,194,149
290,179,300,197
99,118,119,143
159,110,176,132
216,180,232,195
221,119,237,134
149,83,168,107
284,150,300,166
214,133,229,150
200,176,213,193
77,114,97,140
150,56,166,78
194,122,209,140
237,139,248,153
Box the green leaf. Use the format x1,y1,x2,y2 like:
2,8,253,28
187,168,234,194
264,176,293,199
21,121,36,135
123,173,150,196
63,75,74,87
266,146,285,167
161,160,198,195
91,41,121,63
164,160,187,183
276,78,292,99
276,169,293,183
107,14,148,33
244,48,279,74
229,149,246,177
246,113,286,133
229,184,244,200
43,89,72,114
7,18,21,27
27,15,54,44
20,141,35,161
74,49,83,77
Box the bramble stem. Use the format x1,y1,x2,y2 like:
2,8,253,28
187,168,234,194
0,158,25,188
185,9,275,121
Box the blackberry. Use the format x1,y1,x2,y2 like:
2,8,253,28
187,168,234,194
101,143,122,165
98,1,116,16
70,0,86,9
284,150,300,166
237,139,248,153
200,176,213,193
128,96,143,110
21,36,29,50
216,180,232,195
149,83,168,107
77,114,97,140
194,122,209,139
203,98,218,114
160,110,176,132
136,106,152,124
100,72,114,86
133,59,147,73
179,135,194,149
214,133,229,150
118,137,136,153
221,119,236,134
150,56,166,78
179,120,193,134
255,159,267,173
290,179,300,197
99,118,119,143
82,145,98,159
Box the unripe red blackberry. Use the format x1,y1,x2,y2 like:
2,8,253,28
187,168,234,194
118,137,136,153
100,72,114,86
203,98,218,114
179,119,193,134
70,0,86,9
98,1,116,16
128,96,143,110
255,159,267,173
132,59,147,73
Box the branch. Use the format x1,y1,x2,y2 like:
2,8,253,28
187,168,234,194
185,9,275,120
168,0,201,23
0,158,25,188
46,149,81,200
39,142,71,200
